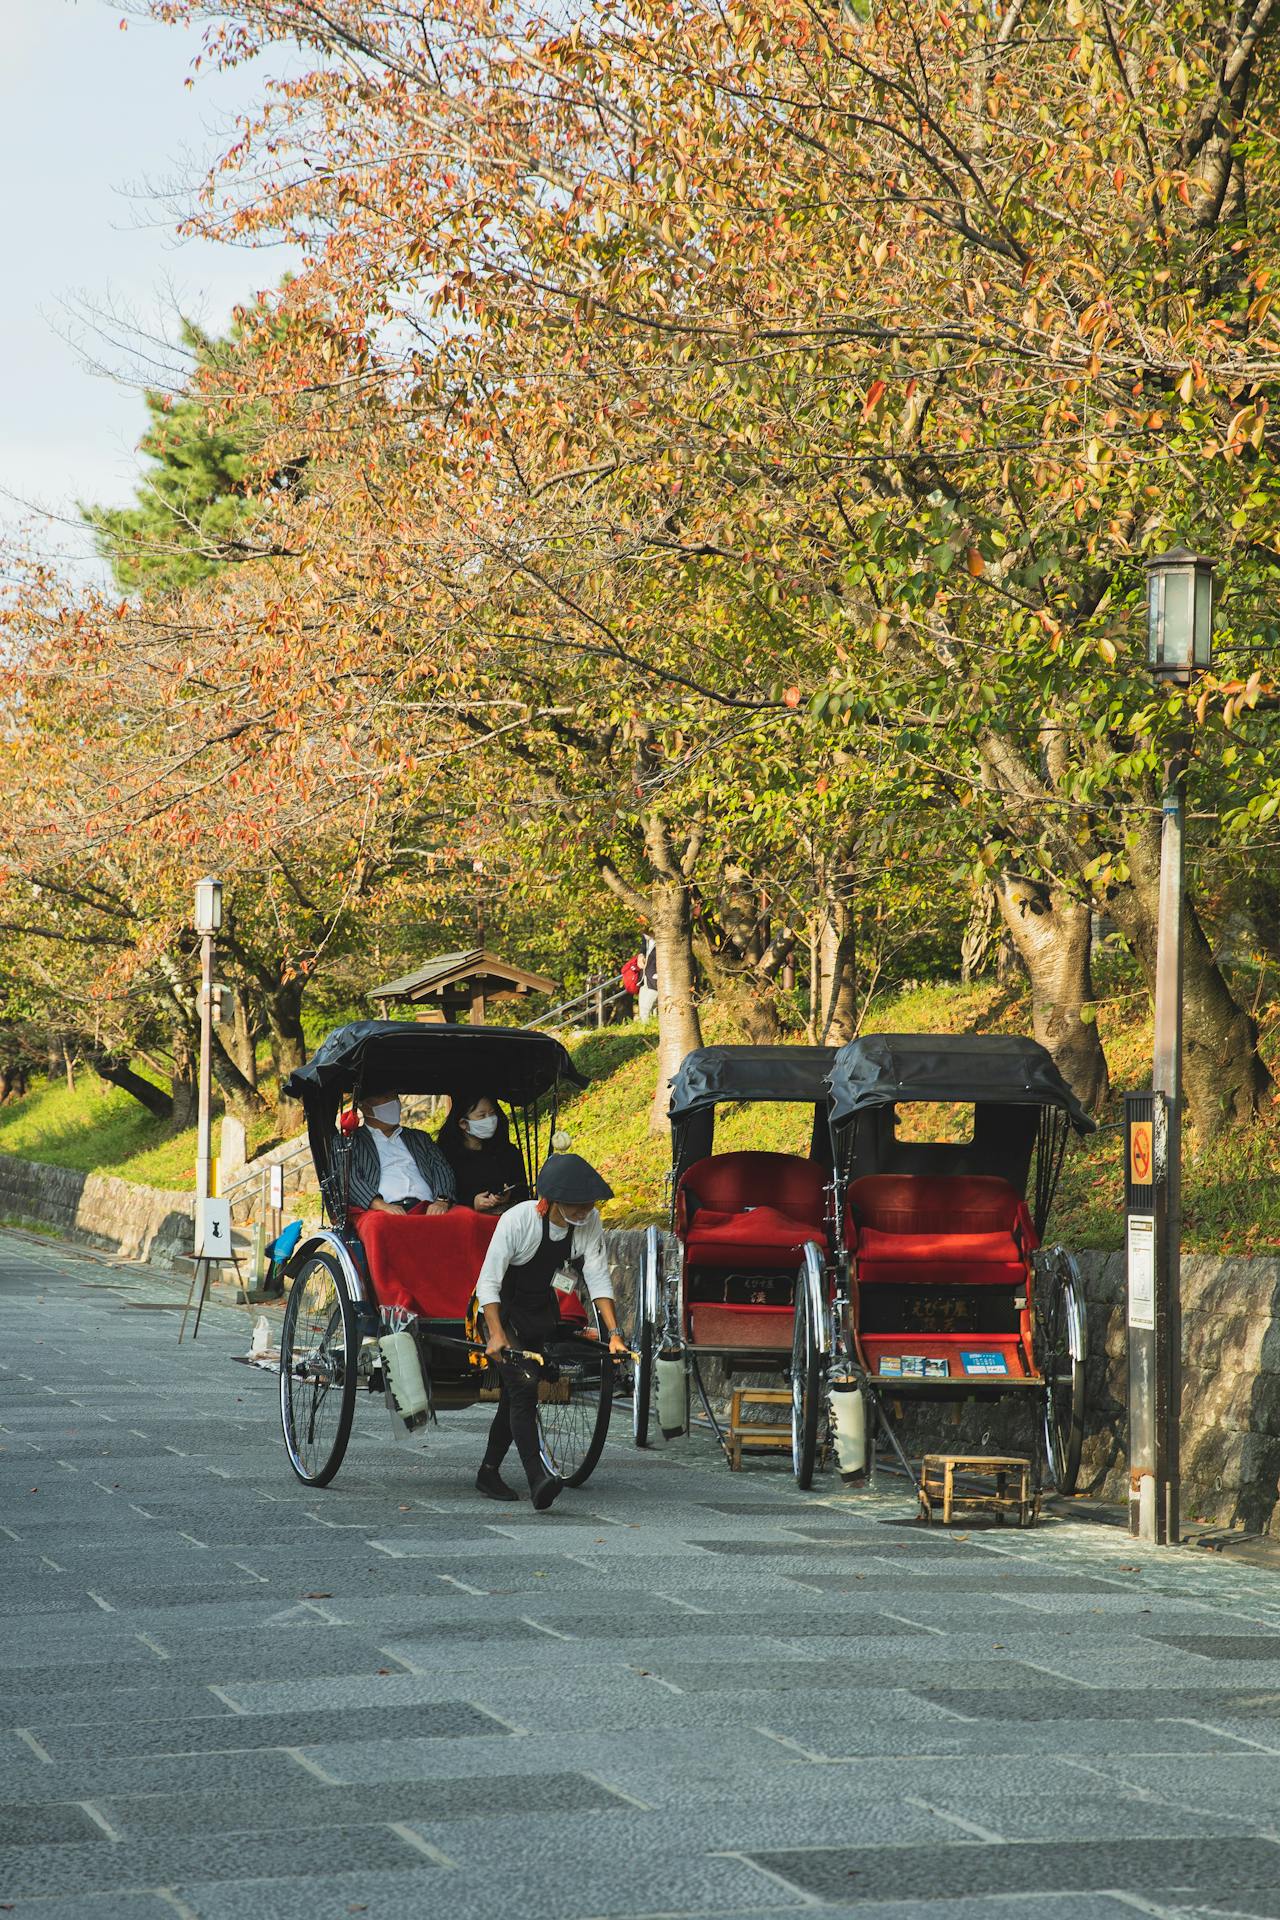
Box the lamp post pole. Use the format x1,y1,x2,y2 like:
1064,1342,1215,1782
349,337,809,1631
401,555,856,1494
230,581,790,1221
193,877,223,1225
196,928,215,1216
1151,748,1185,1547
1128,545,1212,1545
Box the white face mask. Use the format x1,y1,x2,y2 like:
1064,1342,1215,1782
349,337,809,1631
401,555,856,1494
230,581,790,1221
466,1113,498,1141
369,1097,401,1128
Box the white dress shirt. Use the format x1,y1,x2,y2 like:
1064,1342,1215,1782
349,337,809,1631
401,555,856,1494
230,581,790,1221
371,1127,436,1204
474,1200,613,1308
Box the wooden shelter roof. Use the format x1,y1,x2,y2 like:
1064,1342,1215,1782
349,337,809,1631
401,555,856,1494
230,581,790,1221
368,949,556,1004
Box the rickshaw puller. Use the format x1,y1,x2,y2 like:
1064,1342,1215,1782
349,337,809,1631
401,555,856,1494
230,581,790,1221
475,1153,626,1509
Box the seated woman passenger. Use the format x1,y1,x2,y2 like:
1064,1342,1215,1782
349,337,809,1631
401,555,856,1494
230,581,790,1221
438,1094,529,1214
348,1095,455,1215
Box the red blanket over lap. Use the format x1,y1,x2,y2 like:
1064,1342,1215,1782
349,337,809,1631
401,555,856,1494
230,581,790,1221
351,1206,499,1317
685,1204,828,1269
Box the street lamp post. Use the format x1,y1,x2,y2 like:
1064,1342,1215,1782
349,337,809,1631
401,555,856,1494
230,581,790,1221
194,876,223,1228
1127,547,1215,1545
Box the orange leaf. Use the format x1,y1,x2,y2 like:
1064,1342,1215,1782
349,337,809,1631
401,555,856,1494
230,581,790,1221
783,686,802,708
861,378,887,420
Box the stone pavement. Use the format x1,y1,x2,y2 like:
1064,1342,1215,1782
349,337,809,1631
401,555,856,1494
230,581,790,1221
2,1232,1280,1919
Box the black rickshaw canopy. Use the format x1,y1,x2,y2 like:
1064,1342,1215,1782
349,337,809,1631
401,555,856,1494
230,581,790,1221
668,1044,839,1179
285,1020,586,1224
827,1033,1094,1132
827,1033,1094,1236
668,1045,839,1119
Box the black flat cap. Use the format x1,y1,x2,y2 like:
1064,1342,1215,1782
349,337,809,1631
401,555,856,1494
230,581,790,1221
536,1152,613,1205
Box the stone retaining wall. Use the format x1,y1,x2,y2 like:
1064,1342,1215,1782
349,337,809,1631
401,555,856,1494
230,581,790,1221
1082,1249,1280,1537
0,1153,194,1269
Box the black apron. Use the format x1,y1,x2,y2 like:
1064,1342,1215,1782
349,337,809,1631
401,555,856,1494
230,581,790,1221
500,1211,579,1347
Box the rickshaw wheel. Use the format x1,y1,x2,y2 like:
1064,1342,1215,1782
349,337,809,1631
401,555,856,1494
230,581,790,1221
790,1263,822,1490
632,1225,660,1448
1038,1246,1088,1495
279,1251,359,1487
538,1287,616,1487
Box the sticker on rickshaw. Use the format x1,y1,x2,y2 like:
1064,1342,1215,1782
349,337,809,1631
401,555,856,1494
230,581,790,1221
923,1358,949,1379
879,1356,903,1376
961,1351,1010,1375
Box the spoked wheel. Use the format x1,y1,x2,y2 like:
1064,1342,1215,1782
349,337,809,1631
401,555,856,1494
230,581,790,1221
790,1248,823,1490
279,1251,358,1487
1036,1245,1088,1495
538,1286,616,1487
632,1226,659,1448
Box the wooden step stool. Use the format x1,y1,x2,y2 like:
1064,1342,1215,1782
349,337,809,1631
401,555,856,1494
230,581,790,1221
918,1454,1038,1527
725,1387,792,1470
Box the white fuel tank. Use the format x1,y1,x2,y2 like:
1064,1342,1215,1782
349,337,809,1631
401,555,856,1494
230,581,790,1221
829,1379,868,1477
655,1351,688,1439
378,1330,430,1420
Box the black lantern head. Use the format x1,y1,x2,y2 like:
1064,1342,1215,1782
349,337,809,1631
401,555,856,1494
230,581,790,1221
1144,545,1214,685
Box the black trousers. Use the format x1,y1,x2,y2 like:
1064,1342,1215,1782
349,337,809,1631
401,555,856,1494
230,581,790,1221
482,1311,559,1489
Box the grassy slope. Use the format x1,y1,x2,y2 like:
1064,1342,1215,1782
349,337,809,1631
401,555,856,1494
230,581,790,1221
2,982,1277,1251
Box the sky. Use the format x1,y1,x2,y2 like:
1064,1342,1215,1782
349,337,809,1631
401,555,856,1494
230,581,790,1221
1,0,294,579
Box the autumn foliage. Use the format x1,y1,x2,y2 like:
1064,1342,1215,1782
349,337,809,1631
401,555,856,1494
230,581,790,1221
5,0,1280,1137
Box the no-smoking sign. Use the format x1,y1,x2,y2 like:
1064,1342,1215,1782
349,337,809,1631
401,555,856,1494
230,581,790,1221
1129,1119,1152,1186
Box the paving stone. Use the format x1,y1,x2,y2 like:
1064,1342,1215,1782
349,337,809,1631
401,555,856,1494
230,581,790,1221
177,1850,804,1920
747,1836,1280,1901
0,1748,306,1804
99,1770,621,1838
1146,1633,1280,1660
0,1802,105,1846
750,1715,1273,1761
0,1823,436,1898
1,1897,179,1920
1,1682,241,1728
28,1699,511,1761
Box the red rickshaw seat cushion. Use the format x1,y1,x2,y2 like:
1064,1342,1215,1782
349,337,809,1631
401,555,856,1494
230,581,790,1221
679,1152,828,1269
848,1174,1032,1288
685,1205,828,1268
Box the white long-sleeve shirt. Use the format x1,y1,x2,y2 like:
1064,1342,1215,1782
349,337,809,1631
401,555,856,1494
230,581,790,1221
370,1126,439,1204
474,1200,614,1309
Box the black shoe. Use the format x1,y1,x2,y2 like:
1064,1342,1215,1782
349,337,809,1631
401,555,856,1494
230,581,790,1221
475,1465,519,1502
530,1473,564,1512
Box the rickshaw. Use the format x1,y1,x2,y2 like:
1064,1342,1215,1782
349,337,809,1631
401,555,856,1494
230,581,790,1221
631,1044,840,1485
820,1032,1094,1496
275,1020,618,1489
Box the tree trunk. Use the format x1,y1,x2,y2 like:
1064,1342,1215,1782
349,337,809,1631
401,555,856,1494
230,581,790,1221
980,721,1270,1136
1103,821,1271,1139
169,1024,198,1131
993,875,1110,1113
224,989,259,1090
818,885,858,1044
90,1051,173,1121
265,980,308,1133
697,866,786,1045
211,1032,270,1123
649,876,703,1134
960,882,998,983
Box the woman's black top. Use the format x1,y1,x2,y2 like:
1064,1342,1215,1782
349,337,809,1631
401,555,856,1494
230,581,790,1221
442,1137,530,1210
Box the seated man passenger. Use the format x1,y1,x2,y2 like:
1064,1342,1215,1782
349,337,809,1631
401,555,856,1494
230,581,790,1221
348,1094,455,1215
437,1093,530,1214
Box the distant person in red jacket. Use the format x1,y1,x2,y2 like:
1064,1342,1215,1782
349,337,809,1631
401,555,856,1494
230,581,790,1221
620,952,642,1019
637,938,657,1022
